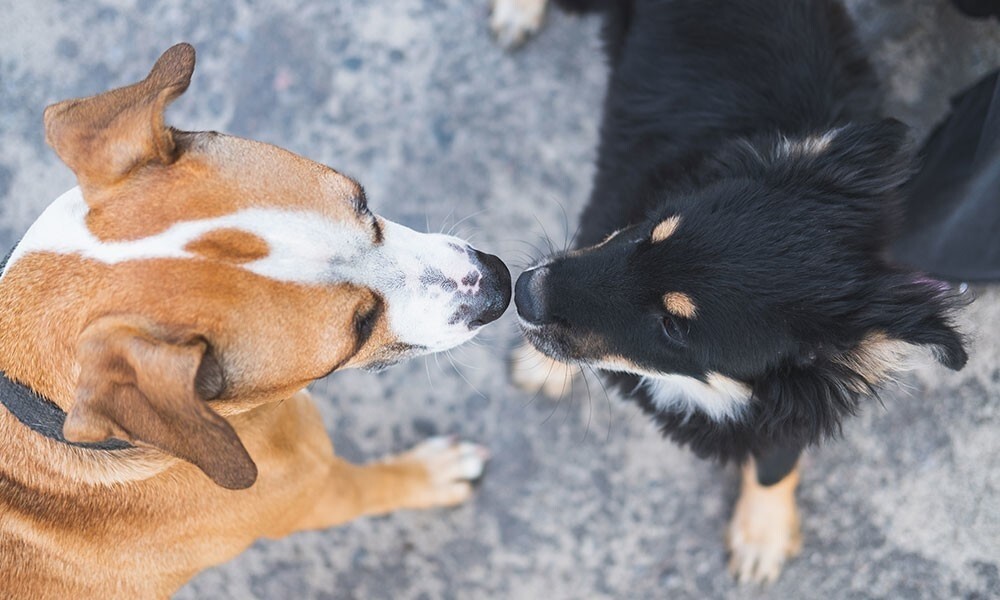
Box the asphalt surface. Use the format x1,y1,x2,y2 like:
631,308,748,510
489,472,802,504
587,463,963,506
1,1,998,598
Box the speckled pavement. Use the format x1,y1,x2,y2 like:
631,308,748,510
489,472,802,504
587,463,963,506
1,1,998,598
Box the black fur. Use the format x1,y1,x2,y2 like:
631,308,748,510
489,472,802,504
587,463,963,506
517,0,968,463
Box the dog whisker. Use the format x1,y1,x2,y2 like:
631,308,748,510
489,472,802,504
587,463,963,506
540,365,571,426
500,237,550,260
561,368,576,426
520,352,559,409
565,216,585,253
423,355,435,387
445,351,488,401
445,349,481,371
580,364,593,442
532,213,558,256
549,197,574,252
585,364,615,443
446,208,489,237
437,208,456,234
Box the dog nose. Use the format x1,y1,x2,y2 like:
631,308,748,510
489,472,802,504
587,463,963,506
469,249,511,327
514,266,550,325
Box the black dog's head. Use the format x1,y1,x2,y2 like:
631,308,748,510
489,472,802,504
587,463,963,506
516,120,967,426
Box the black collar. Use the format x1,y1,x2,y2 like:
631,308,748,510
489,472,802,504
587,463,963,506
0,371,131,451
0,243,131,451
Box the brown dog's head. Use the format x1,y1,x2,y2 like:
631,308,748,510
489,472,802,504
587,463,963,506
0,44,510,489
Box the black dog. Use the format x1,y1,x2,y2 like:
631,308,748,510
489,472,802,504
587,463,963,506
508,0,968,583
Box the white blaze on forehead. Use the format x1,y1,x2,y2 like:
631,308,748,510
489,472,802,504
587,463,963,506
1,187,367,282
2,187,486,353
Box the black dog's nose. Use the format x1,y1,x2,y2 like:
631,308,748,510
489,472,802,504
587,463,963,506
514,266,550,325
469,250,511,327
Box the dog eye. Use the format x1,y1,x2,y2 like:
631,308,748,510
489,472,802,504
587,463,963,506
661,315,688,345
354,305,378,342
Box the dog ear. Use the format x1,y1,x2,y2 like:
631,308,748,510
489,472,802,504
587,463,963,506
63,316,258,490
43,43,195,192
864,275,968,371
815,119,916,198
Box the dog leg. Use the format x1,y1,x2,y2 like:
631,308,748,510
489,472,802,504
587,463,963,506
366,436,490,511
727,454,803,584
510,341,577,398
292,436,489,532
490,0,548,48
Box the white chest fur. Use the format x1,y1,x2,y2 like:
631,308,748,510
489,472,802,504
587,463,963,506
641,372,752,422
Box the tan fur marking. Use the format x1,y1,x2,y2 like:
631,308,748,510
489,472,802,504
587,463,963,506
835,331,911,388
728,460,802,584
651,216,681,243
185,228,270,264
663,291,697,318
596,354,645,373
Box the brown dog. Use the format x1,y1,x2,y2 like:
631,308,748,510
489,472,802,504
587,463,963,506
0,44,511,598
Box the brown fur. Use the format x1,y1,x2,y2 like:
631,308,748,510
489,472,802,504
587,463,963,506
185,228,271,263
0,44,484,598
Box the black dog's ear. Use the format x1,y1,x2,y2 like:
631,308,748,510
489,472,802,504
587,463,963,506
817,119,916,198
862,274,968,371
713,119,915,201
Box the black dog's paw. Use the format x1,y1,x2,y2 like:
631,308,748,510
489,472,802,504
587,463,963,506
490,0,547,49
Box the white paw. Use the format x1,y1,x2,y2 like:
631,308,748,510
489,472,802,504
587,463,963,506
490,0,547,49
510,341,577,398
726,482,802,584
405,436,490,507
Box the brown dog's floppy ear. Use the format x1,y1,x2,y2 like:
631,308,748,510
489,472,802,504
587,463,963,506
43,43,196,192
64,316,258,490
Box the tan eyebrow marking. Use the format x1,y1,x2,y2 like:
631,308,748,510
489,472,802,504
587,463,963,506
663,291,697,319
651,216,681,243
185,228,270,264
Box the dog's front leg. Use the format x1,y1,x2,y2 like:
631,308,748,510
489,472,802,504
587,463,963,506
727,444,804,584
291,436,489,532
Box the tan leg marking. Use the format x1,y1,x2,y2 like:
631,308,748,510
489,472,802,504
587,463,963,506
727,459,803,584
510,341,577,399
490,0,548,49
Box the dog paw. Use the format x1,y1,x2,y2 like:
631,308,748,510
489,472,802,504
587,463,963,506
726,475,802,584
510,341,576,398
490,0,547,49
395,436,490,508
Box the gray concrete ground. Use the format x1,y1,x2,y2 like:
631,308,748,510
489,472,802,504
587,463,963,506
1,1,998,598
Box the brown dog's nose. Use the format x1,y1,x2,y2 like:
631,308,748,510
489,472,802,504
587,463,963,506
469,250,511,327
514,266,550,325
